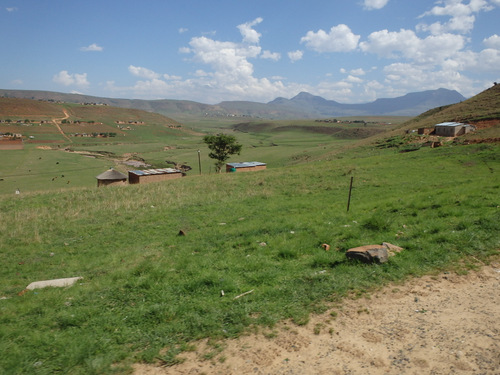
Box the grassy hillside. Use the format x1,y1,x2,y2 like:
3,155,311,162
1,87,499,373
398,84,500,133
0,98,182,128
0,143,498,374
0,97,405,195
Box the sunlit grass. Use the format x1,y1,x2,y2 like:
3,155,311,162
0,143,498,374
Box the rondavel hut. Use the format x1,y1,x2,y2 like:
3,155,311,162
96,168,128,187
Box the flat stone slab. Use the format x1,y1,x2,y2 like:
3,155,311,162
382,242,404,256
25,277,83,290
346,245,389,264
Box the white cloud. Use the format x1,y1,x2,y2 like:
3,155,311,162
237,17,263,44
178,27,188,34
360,29,420,58
483,34,500,49
363,0,390,10
475,48,500,72
6,7,17,12
109,19,294,103
380,62,480,97
315,81,353,102
188,36,260,79
128,65,161,80
261,50,281,61
300,24,360,52
346,75,363,83
105,13,497,104
131,78,170,96
163,73,182,80
417,15,476,34
350,68,366,76
418,0,494,34
194,69,210,77
53,70,89,88
288,50,303,62
80,43,103,52
360,29,465,64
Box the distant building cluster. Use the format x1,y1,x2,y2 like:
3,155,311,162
71,132,117,138
0,132,22,139
36,99,108,106
96,168,184,187
61,120,103,125
203,111,252,118
0,132,23,150
97,161,267,188
115,120,145,125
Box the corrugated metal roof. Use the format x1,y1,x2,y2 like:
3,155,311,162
435,122,464,127
129,168,181,176
226,161,266,168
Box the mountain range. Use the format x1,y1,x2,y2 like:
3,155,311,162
0,88,465,119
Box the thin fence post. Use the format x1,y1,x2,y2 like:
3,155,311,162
347,176,354,212
197,150,202,175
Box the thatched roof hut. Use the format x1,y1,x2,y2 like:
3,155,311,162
96,169,127,187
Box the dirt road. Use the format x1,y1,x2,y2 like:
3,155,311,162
51,109,72,142
134,258,500,375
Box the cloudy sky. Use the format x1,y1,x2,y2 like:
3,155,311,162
2,0,499,104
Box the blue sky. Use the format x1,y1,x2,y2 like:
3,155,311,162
2,0,499,104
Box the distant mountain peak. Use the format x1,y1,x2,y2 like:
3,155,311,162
293,92,316,99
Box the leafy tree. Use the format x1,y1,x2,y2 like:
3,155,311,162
203,134,242,172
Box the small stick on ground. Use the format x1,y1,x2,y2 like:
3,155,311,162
234,289,254,300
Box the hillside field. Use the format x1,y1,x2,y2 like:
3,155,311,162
0,98,403,195
1,141,499,374
0,89,499,374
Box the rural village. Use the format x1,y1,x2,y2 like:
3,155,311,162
0,85,498,375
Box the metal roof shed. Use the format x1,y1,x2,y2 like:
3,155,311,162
434,122,475,137
226,162,267,173
128,168,183,184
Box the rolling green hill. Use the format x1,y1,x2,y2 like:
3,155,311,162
399,83,500,135
0,98,182,127
0,85,498,374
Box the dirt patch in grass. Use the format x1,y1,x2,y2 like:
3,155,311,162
471,119,499,129
134,258,500,375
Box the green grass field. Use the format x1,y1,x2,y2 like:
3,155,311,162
1,114,399,195
1,142,498,374
1,94,499,373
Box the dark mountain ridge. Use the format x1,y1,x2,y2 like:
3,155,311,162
0,88,466,120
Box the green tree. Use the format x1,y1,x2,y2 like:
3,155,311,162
203,134,242,172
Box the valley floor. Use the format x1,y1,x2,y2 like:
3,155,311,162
134,256,500,375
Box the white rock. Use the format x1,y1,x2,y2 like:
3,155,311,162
25,277,83,290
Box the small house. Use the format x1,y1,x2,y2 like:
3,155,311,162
128,168,183,184
434,122,475,137
96,169,127,187
226,162,267,173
